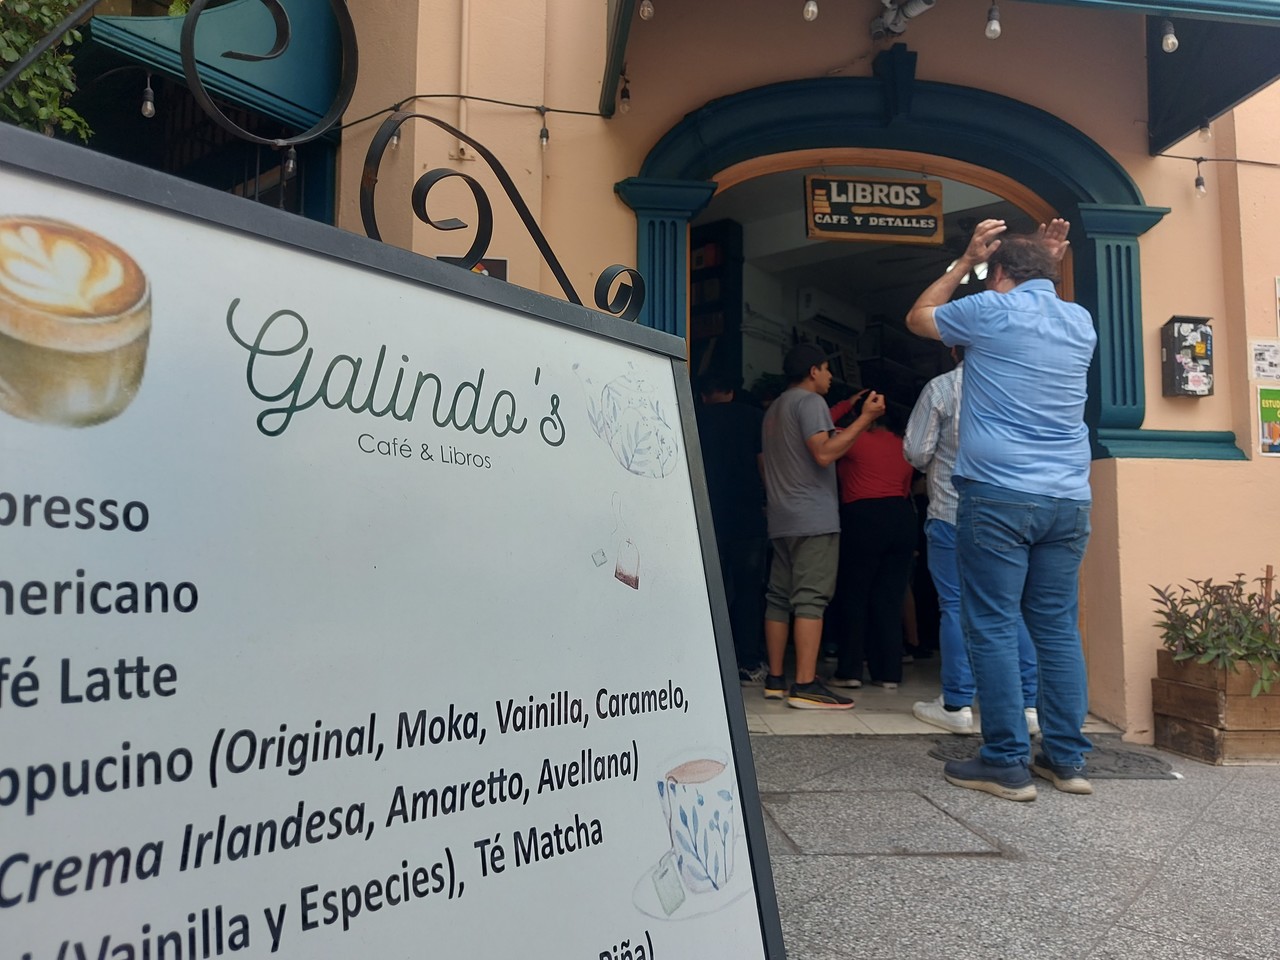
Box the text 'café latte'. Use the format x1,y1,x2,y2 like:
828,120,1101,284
0,217,151,427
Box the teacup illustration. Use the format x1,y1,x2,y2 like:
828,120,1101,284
656,749,736,895
0,217,151,426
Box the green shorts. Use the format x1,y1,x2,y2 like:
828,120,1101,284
765,533,839,621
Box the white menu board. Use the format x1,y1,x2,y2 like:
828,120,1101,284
0,136,777,960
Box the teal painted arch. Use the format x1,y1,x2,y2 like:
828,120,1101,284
619,73,1244,459
639,76,1144,214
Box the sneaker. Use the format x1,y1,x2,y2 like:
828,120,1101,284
739,664,769,686
913,696,975,735
763,674,787,700
786,680,855,710
828,675,862,688
872,680,899,690
1025,707,1042,738
1030,753,1093,795
943,756,1037,802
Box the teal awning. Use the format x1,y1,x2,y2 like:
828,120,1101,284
1019,0,1280,26
601,0,1280,153
88,0,340,131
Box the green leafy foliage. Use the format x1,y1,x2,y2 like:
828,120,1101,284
1152,572,1280,696
0,0,92,141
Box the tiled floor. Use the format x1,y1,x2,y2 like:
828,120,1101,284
741,654,1121,737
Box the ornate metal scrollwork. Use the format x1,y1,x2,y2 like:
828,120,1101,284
2,0,644,322
361,110,645,322
180,0,358,148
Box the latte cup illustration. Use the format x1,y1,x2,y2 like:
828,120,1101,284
656,749,736,897
0,217,151,426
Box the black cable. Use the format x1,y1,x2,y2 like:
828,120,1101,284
1161,154,1280,169
336,92,602,132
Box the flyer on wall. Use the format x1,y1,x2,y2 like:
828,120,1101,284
0,131,779,959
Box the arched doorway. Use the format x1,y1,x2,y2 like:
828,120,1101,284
616,49,1240,461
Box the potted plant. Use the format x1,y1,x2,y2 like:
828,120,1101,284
1151,566,1280,764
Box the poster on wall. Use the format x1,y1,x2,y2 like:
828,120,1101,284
1258,387,1280,456
0,132,780,959
1250,339,1280,381
805,174,944,244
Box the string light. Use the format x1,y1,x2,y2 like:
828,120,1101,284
1161,20,1179,53
619,78,631,115
1198,122,1213,143
141,74,155,118
639,0,654,20
1162,153,1280,199
984,3,1001,39
389,128,401,148
803,1,819,21
282,146,297,178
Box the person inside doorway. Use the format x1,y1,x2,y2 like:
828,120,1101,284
825,390,916,690
696,370,768,684
760,343,885,709
903,346,1040,736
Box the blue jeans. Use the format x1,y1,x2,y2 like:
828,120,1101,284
954,478,1093,769
925,518,1037,709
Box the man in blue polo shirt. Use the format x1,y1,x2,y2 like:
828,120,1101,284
906,219,1096,802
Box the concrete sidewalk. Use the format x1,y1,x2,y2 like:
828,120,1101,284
751,734,1280,960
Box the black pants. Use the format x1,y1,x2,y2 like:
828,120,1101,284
831,497,917,683
719,536,767,668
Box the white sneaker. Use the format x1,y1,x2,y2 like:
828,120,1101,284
913,696,975,735
1025,707,1041,738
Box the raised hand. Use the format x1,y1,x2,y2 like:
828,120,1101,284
861,391,887,421
1037,217,1071,262
961,219,1007,266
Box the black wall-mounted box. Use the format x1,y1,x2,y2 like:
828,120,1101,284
1161,317,1213,397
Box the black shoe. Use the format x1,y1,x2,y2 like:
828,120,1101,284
828,675,862,688
738,663,768,686
786,680,854,710
763,674,787,700
943,756,1036,802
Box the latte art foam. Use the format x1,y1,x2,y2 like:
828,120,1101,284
0,223,128,315
0,217,150,426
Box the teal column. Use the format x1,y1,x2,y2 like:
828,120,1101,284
615,178,717,336
1075,203,1243,460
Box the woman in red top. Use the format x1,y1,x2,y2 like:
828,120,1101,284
825,391,917,688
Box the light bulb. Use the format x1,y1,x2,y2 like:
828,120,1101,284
283,146,297,178
639,0,654,20
539,126,549,150
1161,20,1178,53
1194,174,1207,198
803,1,819,21
389,128,401,149
984,3,1001,39
619,83,631,115
1198,122,1212,143
141,78,155,119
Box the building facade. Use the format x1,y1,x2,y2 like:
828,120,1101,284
68,0,1280,740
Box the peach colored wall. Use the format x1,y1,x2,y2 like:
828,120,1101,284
338,2,1280,738
338,0,634,302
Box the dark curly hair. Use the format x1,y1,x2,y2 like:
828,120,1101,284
988,234,1059,284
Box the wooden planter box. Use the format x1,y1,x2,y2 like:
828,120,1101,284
1152,648,1280,764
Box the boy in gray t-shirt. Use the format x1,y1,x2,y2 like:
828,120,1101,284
761,343,884,710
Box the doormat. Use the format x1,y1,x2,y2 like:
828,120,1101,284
927,735,1178,780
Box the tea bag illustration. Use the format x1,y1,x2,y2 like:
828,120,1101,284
574,361,678,478
611,492,640,590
